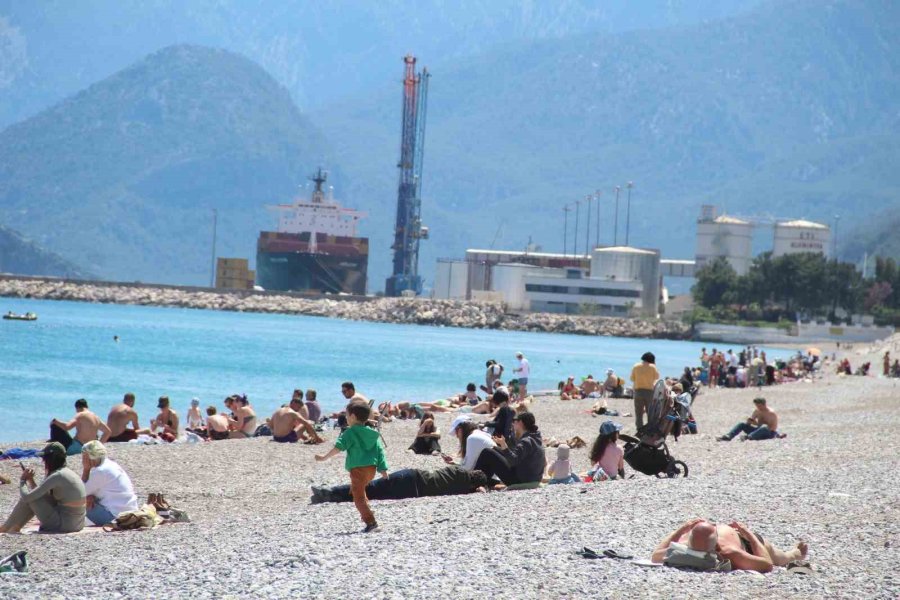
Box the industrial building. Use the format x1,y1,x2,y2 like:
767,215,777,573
773,219,831,258
695,206,754,275
694,206,830,274
434,246,662,317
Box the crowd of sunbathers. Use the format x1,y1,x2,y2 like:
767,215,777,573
2,345,817,572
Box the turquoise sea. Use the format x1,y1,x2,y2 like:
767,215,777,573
0,298,787,443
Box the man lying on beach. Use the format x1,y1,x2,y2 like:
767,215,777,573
310,466,489,504
716,398,784,442
650,518,808,573
50,398,111,455
270,396,324,444
206,406,230,440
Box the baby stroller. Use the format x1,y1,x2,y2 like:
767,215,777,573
620,380,689,478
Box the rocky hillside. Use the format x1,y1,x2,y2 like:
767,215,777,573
0,45,327,284
0,225,92,278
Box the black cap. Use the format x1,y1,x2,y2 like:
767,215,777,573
157,396,170,408
37,442,66,459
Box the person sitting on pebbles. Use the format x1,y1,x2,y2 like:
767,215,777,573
650,518,809,573
560,377,579,401
580,375,600,398
0,442,85,534
80,441,139,526
716,397,785,442
269,395,324,444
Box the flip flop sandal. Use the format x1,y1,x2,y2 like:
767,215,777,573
786,560,814,575
603,549,634,560
575,547,605,560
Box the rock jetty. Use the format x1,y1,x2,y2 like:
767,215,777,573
0,277,689,339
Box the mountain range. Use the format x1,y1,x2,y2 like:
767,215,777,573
1,0,898,288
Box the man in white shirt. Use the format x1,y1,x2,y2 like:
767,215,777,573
514,352,531,400
80,441,139,525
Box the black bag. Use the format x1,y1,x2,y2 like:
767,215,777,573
623,442,669,476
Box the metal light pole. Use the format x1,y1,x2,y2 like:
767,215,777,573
625,181,633,246
584,194,592,255
563,204,570,257
613,185,621,245
594,190,602,248
574,200,580,257
209,208,218,287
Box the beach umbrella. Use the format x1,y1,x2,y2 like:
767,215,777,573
806,347,822,356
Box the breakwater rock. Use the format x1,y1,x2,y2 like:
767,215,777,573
0,278,689,339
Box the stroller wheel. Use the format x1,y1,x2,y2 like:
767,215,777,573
666,460,689,478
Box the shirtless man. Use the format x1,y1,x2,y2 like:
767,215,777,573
717,397,783,441
150,396,179,441
651,518,808,573
269,397,324,444
106,393,142,442
206,406,230,440
50,398,111,455
228,395,257,439
580,375,600,398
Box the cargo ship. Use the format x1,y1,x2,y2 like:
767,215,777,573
256,169,368,295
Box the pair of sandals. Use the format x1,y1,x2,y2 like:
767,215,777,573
575,547,633,560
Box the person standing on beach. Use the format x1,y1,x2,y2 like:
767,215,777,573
106,393,142,443
513,352,530,400
630,352,660,431
482,360,504,395
884,352,891,377
50,399,111,456
315,401,388,533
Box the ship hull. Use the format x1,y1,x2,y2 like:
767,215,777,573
256,231,368,295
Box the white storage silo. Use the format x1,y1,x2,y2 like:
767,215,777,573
773,220,830,258
590,246,661,316
433,259,470,300
694,214,753,275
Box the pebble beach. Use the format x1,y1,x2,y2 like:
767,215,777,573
1,340,898,599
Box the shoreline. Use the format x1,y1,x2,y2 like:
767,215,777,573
1,353,898,598
0,275,690,339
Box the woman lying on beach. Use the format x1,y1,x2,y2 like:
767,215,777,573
0,442,85,534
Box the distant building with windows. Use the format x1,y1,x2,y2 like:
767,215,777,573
434,246,661,317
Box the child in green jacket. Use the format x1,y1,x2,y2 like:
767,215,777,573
315,400,388,533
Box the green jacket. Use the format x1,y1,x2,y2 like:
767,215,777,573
334,425,388,472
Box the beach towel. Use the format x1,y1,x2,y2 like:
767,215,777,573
0,448,41,460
